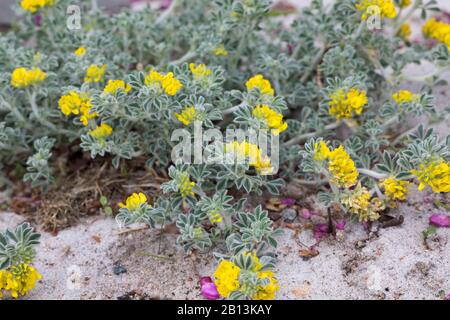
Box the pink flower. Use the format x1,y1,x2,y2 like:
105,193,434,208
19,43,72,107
429,213,450,228
200,277,219,300
300,208,312,219
446,293,450,300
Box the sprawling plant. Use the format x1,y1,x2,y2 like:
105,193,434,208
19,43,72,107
0,0,449,299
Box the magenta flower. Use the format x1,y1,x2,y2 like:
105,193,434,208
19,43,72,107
281,198,295,206
335,220,346,230
429,213,450,228
200,277,219,300
313,223,329,241
446,293,450,300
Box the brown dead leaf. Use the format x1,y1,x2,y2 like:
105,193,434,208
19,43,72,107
91,235,102,243
299,248,319,259
291,281,311,298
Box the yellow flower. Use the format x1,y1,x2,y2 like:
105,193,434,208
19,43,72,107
399,0,412,8
88,123,112,140
189,63,212,80
84,64,106,83
411,160,450,193
225,141,273,175
0,264,41,298
213,260,241,298
323,145,359,188
356,0,397,21
58,91,96,126
314,141,331,161
144,70,183,96
59,91,82,116
252,105,288,136
392,90,418,104
381,177,409,201
20,0,54,13
179,172,196,198
175,106,196,126
103,80,132,95
252,271,280,300
207,210,223,224
74,47,86,57
118,192,148,211
213,44,229,56
423,18,450,50
245,74,275,96
398,23,412,40
11,67,46,88
341,185,384,222
328,88,368,120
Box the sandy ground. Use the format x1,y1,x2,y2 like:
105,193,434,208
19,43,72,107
1,188,449,300
1,0,449,300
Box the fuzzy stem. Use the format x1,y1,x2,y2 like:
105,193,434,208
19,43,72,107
283,121,340,147
300,44,326,84
393,0,420,35
357,168,387,180
170,50,196,66
156,0,179,24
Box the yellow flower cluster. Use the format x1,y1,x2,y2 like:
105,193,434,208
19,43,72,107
411,159,450,193
213,45,229,56
144,70,183,96
381,177,409,201
119,192,148,211
207,210,223,224
58,91,97,126
20,0,54,13
356,0,397,20
103,80,132,95
175,106,196,126
314,141,359,188
213,260,241,298
399,0,412,8
252,105,288,136
0,264,41,298
392,90,418,104
328,88,368,120
189,63,212,80
341,185,384,222
179,172,196,198
11,67,46,88
245,74,275,96
84,65,106,83
88,123,112,140
74,47,86,57
423,18,450,49
398,23,412,40
225,141,273,175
